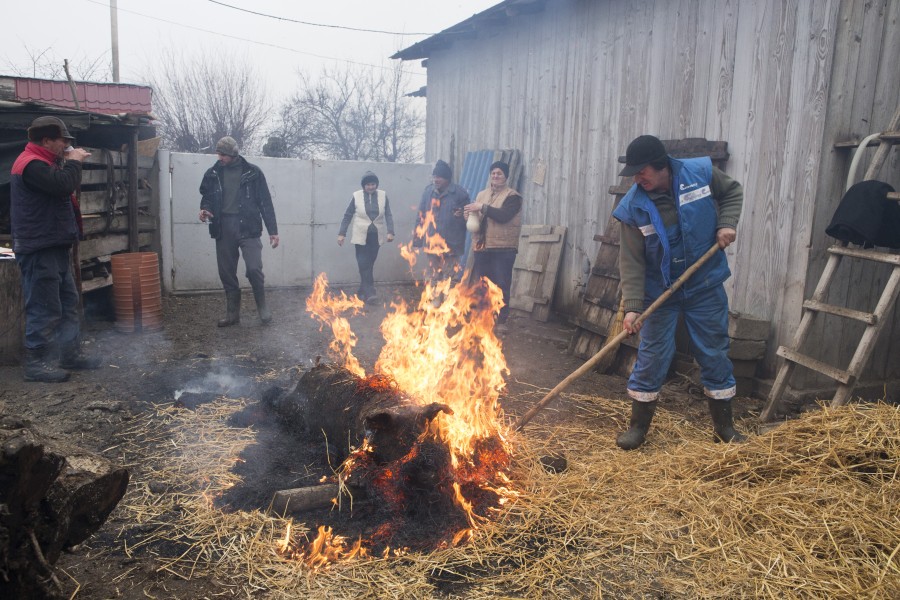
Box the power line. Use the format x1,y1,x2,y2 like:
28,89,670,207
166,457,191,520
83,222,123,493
208,0,435,36
83,0,426,78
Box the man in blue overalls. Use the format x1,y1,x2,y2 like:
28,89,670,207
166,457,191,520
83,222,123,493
612,135,746,449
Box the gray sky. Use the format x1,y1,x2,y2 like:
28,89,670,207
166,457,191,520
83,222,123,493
2,0,498,98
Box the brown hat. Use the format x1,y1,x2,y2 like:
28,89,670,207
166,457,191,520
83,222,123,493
27,116,74,142
215,136,240,157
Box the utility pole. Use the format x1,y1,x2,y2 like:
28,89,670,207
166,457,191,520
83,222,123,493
110,0,120,82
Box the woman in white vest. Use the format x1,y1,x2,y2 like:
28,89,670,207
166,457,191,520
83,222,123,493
337,171,394,303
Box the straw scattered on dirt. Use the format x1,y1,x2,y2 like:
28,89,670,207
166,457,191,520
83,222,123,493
115,393,900,599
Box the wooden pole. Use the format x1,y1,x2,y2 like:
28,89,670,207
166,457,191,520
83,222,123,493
514,242,723,432
127,127,139,252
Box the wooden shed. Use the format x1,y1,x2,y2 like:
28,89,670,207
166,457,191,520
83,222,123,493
0,78,158,362
394,0,900,396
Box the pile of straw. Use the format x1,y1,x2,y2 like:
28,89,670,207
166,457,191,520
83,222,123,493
117,394,900,599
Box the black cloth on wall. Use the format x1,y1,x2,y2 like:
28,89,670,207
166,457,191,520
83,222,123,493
825,180,900,249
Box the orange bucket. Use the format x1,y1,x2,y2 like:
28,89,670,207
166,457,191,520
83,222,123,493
111,252,163,332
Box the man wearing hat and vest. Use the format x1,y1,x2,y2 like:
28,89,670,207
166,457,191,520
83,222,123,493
612,134,746,449
10,116,101,382
413,159,469,285
199,136,279,327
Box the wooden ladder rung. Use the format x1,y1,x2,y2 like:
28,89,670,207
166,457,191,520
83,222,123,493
828,245,900,265
833,131,900,149
802,300,877,324
775,347,854,385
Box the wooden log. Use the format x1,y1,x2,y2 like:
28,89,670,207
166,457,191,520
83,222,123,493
0,416,129,599
270,483,367,515
0,259,23,365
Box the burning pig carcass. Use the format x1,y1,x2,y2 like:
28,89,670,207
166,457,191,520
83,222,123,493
265,362,453,465
262,274,516,556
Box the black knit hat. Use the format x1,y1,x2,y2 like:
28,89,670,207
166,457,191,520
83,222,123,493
618,135,668,176
432,159,452,180
490,161,510,178
361,171,379,187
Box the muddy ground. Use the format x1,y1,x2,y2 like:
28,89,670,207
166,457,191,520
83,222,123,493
0,284,764,599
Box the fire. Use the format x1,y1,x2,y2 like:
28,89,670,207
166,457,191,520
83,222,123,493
411,206,451,256
305,273,365,377
277,523,367,569
299,258,515,563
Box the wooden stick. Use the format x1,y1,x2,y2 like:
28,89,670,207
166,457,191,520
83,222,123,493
515,242,722,431
270,483,366,515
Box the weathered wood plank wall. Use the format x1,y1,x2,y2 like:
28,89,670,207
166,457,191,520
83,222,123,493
420,0,900,388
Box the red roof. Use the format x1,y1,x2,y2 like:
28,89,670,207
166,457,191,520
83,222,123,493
12,77,152,115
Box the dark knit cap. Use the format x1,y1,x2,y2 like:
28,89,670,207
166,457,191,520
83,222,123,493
215,136,240,157
618,135,668,176
361,171,379,187
27,116,74,142
432,159,452,180
490,161,510,178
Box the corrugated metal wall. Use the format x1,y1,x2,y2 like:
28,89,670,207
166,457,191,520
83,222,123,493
418,0,900,388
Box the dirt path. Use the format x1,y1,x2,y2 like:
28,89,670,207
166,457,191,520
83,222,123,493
0,285,761,599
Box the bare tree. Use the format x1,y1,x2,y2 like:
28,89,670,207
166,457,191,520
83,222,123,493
3,45,110,81
145,49,271,153
269,62,423,162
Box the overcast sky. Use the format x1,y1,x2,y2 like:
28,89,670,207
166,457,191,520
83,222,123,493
2,0,499,98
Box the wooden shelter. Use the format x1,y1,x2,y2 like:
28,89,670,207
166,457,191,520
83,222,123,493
0,77,158,363
394,0,900,397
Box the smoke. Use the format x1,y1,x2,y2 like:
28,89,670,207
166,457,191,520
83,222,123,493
174,368,250,400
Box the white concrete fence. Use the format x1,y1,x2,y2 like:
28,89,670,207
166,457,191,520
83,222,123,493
157,151,434,293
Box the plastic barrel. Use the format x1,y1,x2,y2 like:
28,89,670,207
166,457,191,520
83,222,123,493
110,252,163,332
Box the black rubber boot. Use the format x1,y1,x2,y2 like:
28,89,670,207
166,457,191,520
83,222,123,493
708,399,747,443
616,400,657,450
23,347,70,383
217,291,241,327
59,341,101,370
252,285,272,324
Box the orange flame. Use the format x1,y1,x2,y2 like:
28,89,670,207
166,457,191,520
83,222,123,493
411,206,451,257
305,273,365,377
301,270,515,557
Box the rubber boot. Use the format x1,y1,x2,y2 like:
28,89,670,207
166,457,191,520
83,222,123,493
616,400,657,450
252,285,272,324
217,291,241,327
59,341,101,370
708,399,747,443
23,347,70,383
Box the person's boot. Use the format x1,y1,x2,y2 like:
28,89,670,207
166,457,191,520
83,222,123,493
23,347,70,383
616,400,657,450
59,341,101,370
217,291,241,327
708,398,747,443
252,285,272,324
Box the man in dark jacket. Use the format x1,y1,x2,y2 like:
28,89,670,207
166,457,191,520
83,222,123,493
413,159,469,285
10,116,101,382
199,137,279,326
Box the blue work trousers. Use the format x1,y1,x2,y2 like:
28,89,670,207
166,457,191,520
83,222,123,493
627,283,736,402
15,245,81,351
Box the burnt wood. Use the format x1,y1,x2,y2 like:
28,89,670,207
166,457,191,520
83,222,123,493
0,416,129,599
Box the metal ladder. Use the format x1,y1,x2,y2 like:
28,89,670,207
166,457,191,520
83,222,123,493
760,106,900,421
